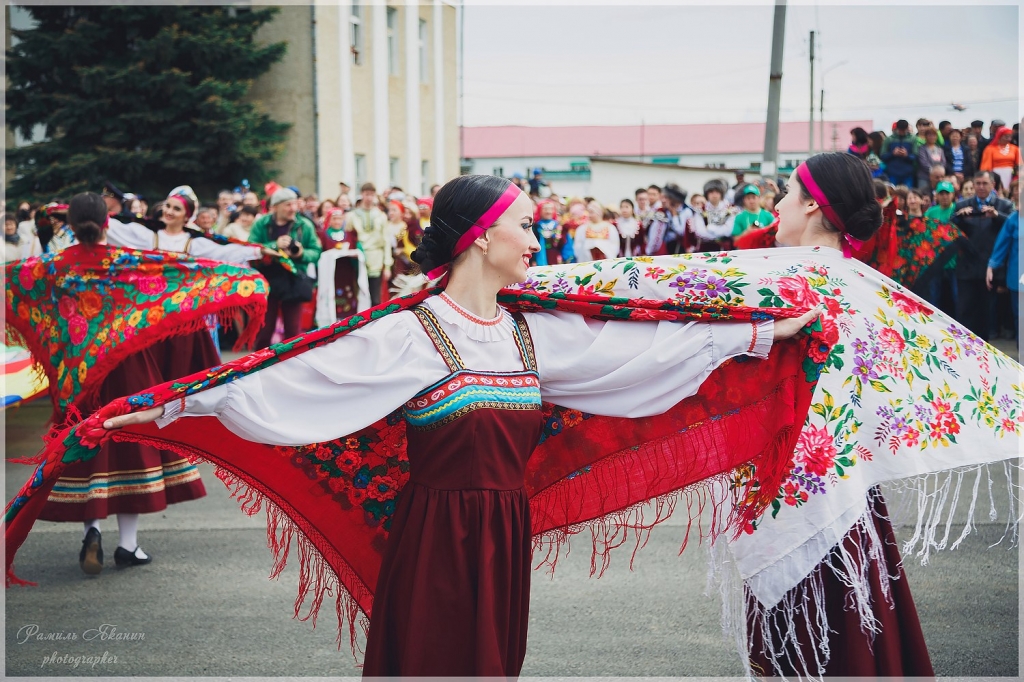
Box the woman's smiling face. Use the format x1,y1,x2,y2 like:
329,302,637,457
161,198,187,228
478,191,540,287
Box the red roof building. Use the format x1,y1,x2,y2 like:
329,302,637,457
463,120,872,160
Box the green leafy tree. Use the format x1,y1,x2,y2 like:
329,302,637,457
6,6,289,204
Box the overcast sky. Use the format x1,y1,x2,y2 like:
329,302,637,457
462,2,1019,131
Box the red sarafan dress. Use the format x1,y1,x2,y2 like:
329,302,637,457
362,304,544,677
38,345,207,521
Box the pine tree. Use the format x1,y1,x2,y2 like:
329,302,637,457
6,6,289,204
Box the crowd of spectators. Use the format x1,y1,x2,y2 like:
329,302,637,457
5,116,1018,345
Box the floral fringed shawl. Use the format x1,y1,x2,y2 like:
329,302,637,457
4,244,269,422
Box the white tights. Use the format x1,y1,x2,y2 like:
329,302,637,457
82,514,140,552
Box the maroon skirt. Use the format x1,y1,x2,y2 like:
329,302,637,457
748,491,934,677
37,332,219,522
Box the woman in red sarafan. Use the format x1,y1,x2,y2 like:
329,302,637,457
107,175,818,677
9,192,269,575
749,152,935,677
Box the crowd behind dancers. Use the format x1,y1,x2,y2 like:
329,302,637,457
506,117,1021,343
5,116,1020,345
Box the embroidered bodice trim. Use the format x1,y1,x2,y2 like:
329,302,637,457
405,305,541,431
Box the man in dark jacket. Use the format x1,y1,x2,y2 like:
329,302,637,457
880,120,918,187
248,187,324,349
952,171,1014,339
978,119,1006,153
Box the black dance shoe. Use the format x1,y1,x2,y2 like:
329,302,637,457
114,546,152,567
79,528,103,575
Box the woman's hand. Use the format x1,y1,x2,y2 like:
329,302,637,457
773,305,825,341
103,406,164,430
260,246,279,258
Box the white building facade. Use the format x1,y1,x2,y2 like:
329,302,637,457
249,1,461,200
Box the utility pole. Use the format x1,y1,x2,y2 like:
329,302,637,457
819,88,824,153
641,118,645,162
808,30,815,155
761,0,787,179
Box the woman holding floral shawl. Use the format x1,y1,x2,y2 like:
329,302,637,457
744,152,933,677
5,193,269,575
97,175,817,676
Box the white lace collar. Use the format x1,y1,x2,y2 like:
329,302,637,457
425,293,516,343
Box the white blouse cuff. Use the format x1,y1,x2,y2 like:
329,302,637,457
750,319,774,359
709,319,774,365
155,384,229,428
155,399,183,428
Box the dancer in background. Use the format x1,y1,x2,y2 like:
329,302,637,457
691,179,737,251
5,192,268,573
743,152,933,678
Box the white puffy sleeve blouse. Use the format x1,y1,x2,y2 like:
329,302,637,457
156,293,773,445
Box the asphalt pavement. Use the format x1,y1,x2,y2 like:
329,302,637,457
3,393,1020,678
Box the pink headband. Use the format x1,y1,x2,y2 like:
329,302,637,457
167,194,194,220
427,184,522,279
796,164,864,258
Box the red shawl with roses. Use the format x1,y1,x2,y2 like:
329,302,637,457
4,244,268,423
5,274,824,653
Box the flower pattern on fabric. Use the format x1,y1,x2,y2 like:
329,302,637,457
505,251,1019,535
5,244,268,416
288,416,410,530
891,217,964,288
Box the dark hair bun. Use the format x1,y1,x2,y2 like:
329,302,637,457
409,225,449,275
410,174,512,276
73,220,103,245
843,201,883,241
802,153,882,242
67,192,109,245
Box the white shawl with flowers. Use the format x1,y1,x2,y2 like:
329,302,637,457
515,247,1021,607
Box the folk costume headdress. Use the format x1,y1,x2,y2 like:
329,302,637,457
167,185,200,224
4,250,1020,671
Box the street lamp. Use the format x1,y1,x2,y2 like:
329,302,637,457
820,60,848,151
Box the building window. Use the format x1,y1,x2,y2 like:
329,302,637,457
386,7,399,76
355,154,367,187
418,19,429,84
421,160,430,196
389,157,400,187
350,3,363,65
493,166,504,178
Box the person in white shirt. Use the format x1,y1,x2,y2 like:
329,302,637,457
223,205,259,243
4,212,42,262
574,200,620,262
105,188,271,263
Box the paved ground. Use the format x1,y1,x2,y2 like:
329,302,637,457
3,339,1020,677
